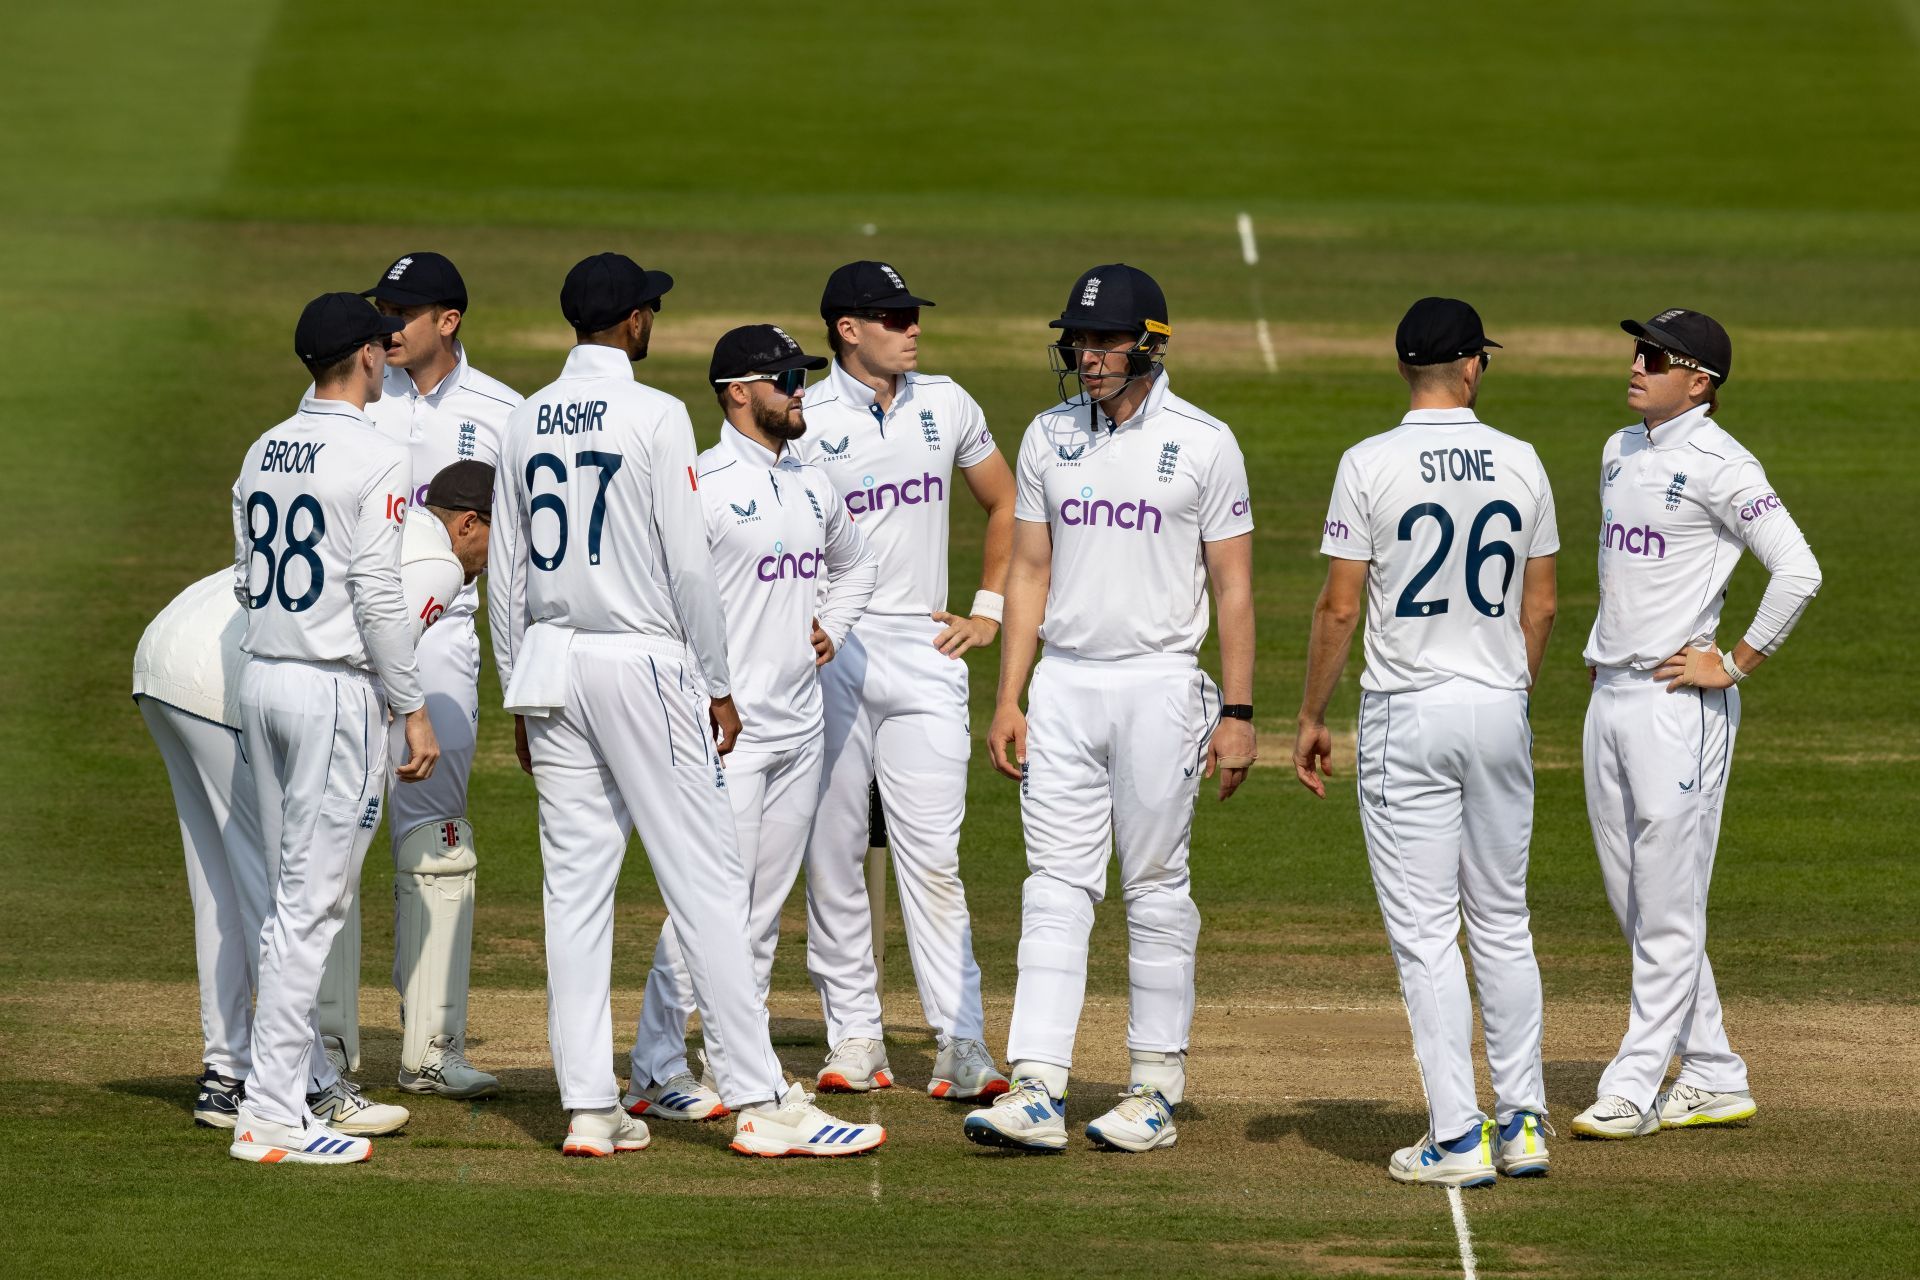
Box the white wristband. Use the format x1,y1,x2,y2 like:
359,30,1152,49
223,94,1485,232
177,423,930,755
970,590,1004,624
1720,648,1747,683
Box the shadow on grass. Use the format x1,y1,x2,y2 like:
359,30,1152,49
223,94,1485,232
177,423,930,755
1244,1098,1427,1165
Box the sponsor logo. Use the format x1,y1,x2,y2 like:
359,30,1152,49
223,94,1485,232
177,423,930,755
386,256,413,282
1600,509,1666,558
845,471,944,515
757,540,823,581
1664,470,1689,511
384,493,408,524
418,596,445,628
357,797,381,830
1605,461,1622,487
1679,778,1696,792
1061,485,1163,533
1324,517,1350,540
977,426,992,449
1055,443,1086,462
820,435,851,458
1079,276,1102,307
1232,490,1253,518
1156,441,1180,483
730,499,760,524
770,324,797,350
920,409,939,449
1738,492,1783,522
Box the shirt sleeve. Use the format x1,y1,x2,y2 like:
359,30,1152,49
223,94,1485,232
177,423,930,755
954,387,997,469
651,402,733,697
486,425,530,688
1712,461,1822,655
815,480,877,650
1319,449,1372,560
1199,430,1255,542
1014,422,1049,525
1529,450,1560,557
401,536,465,642
349,453,424,713
231,469,252,606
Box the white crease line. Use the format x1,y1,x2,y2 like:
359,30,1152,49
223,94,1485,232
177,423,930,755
1446,1186,1479,1280
1236,212,1280,374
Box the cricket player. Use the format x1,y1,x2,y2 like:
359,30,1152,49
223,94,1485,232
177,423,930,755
963,264,1256,1153
1293,298,1559,1186
136,462,490,1136
490,253,881,1158
796,261,1015,1100
622,325,877,1122
1571,310,1821,1139
317,251,520,1098
227,293,440,1164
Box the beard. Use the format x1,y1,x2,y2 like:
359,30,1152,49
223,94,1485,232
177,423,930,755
752,396,806,442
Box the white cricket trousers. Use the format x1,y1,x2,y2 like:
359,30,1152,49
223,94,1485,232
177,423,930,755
630,738,826,1086
526,634,785,1111
1584,665,1746,1109
808,614,984,1046
239,657,383,1127
1355,681,1546,1140
386,611,479,839
1006,653,1212,1075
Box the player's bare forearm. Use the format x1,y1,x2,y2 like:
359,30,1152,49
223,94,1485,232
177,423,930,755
995,519,1052,709
1297,559,1365,725
1520,555,1558,689
1204,534,1256,801
963,453,1017,596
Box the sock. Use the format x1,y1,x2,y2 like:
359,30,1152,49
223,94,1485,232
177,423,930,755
1440,1122,1486,1154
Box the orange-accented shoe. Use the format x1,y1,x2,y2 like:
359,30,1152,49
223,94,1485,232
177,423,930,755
228,1106,371,1165
815,1038,892,1093
929,1038,1010,1101
563,1106,651,1157
731,1083,885,1157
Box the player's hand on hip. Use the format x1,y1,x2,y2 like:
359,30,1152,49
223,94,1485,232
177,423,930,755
1292,718,1332,798
513,714,533,775
987,701,1027,781
395,707,440,782
811,617,835,667
931,610,998,659
1656,646,1734,692
1208,717,1257,801
709,695,742,757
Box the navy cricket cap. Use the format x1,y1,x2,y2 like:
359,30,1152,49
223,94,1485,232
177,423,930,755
1050,264,1171,337
424,460,495,517
1396,297,1501,366
1622,308,1731,385
561,253,675,333
363,252,468,312
709,324,829,387
820,261,934,318
295,293,404,367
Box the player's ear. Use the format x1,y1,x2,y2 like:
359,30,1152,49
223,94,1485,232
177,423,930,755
835,313,860,352
437,307,461,338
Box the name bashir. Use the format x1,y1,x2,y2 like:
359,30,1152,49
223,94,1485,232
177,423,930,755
536,400,608,435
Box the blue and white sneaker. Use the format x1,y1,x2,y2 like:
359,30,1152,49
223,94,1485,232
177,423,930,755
1086,1085,1177,1152
1494,1111,1553,1176
193,1067,245,1130
229,1106,371,1165
962,1077,1068,1152
1389,1121,1496,1187
623,1071,729,1122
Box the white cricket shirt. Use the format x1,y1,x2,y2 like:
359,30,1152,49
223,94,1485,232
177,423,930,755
796,361,998,618
232,394,423,712
400,507,467,639
365,343,520,620
1582,405,1820,669
1014,372,1254,661
697,423,876,750
490,344,732,696
1321,408,1559,694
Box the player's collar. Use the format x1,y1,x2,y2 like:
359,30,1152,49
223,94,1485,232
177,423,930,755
560,343,637,380
1643,402,1712,447
719,420,784,468
1399,407,1480,425
401,341,469,403
297,393,373,426
826,358,907,414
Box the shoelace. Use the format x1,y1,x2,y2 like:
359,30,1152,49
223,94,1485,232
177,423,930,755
824,1038,883,1068
660,1072,703,1094
1666,1084,1710,1107
951,1038,995,1073
1596,1095,1640,1118
1108,1088,1166,1123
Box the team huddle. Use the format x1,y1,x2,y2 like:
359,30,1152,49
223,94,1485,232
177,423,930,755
133,249,1818,1181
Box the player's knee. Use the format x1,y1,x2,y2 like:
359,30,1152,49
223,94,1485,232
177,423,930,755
1021,873,1096,934
1123,886,1199,949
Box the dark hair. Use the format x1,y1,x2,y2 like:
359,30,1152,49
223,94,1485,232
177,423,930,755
305,345,364,384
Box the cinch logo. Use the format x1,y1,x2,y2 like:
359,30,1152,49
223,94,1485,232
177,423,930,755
757,541,822,581
1061,486,1163,533
386,256,413,282
1600,509,1666,558
846,472,944,515
410,482,431,508
820,436,851,457
1324,517,1350,539
1233,490,1253,518
1739,492,1782,522
1079,276,1102,307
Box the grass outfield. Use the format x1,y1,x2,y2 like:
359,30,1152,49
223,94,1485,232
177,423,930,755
2,3,1917,1276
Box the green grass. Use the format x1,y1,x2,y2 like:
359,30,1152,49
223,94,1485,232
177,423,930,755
3,3,1918,1276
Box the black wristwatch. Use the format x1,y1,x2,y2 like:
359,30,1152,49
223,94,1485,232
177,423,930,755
1220,704,1254,721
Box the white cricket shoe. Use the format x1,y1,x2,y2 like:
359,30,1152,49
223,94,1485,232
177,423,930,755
928,1038,1010,1101
1086,1085,1178,1153
563,1105,651,1157
623,1071,729,1122
961,1077,1068,1152
1571,1094,1661,1139
307,1077,410,1136
229,1106,371,1165
1389,1122,1496,1188
398,1035,501,1100
730,1083,885,1157
1494,1111,1553,1177
816,1037,893,1093
1655,1083,1757,1129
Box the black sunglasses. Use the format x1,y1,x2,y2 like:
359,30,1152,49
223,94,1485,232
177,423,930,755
855,308,919,333
1634,339,1716,377
718,368,809,396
